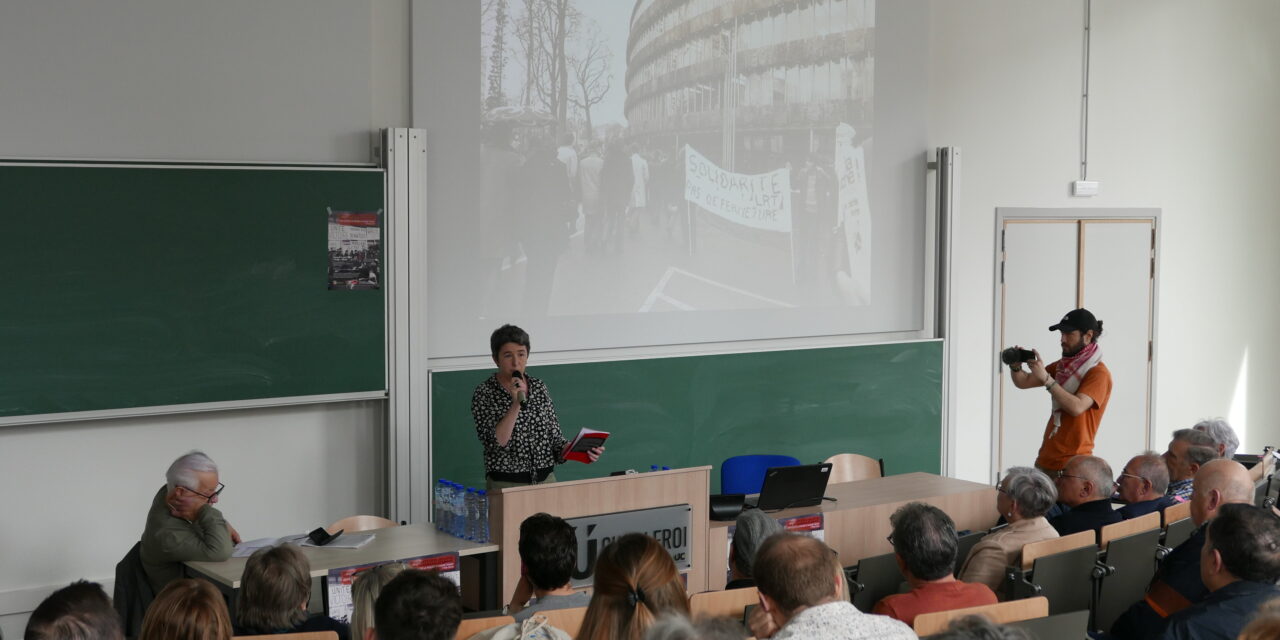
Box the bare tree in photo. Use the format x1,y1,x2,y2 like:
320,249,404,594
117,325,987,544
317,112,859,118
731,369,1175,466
569,21,612,140
485,0,509,110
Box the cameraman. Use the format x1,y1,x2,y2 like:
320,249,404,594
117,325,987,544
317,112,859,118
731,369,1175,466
1006,308,1113,474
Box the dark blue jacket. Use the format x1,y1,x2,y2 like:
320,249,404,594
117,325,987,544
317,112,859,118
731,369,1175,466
1109,525,1209,640
1162,580,1280,640
1049,498,1124,538
1118,495,1179,520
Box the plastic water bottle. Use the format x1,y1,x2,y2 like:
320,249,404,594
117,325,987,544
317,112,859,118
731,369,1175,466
438,481,452,533
464,487,477,540
477,490,489,543
433,479,446,530
451,483,467,538
650,464,660,472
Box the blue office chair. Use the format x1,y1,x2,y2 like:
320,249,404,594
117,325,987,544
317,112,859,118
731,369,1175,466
721,454,802,495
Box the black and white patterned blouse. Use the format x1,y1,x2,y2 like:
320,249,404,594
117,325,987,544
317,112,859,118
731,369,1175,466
472,373,569,474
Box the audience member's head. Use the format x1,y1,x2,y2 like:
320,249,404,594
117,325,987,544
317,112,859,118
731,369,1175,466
730,509,782,581
236,543,310,632
1054,455,1113,506
350,563,406,640
1202,503,1280,591
372,570,462,640
753,533,843,627
24,581,123,640
1193,417,1240,460
1238,598,1280,640
642,614,748,640
998,467,1057,521
1165,428,1219,482
1117,452,1170,504
518,513,577,592
577,533,690,640
1189,459,1254,526
889,502,958,582
928,615,1031,640
163,451,223,520
139,579,233,640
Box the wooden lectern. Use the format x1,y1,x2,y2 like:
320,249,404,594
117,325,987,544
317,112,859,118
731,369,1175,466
490,466,713,598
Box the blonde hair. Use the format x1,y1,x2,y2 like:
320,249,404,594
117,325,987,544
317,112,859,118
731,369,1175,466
139,579,232,640
236,543,310,632
577,534,690,640
350,563,406,640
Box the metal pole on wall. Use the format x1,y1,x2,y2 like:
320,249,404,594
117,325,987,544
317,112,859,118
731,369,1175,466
931,146,959,478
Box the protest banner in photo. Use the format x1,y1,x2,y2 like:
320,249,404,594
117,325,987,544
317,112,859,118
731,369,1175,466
835,123,871,304
684,145,792,233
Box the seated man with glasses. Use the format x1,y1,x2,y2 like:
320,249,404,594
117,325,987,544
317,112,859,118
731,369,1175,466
1047,454,1122,539
1116,452,1178,520
140,450,240,593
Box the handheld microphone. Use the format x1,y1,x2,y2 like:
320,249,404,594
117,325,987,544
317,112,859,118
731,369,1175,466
511,370,528,405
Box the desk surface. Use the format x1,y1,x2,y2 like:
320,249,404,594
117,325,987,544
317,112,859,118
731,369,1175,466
710,472,996,529
185,524,498,589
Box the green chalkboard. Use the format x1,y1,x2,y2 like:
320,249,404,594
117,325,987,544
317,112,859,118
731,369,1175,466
0,163,385,418
430,341,942,492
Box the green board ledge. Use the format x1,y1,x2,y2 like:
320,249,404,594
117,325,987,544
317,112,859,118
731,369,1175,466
0,391,388,428
429,339,943,493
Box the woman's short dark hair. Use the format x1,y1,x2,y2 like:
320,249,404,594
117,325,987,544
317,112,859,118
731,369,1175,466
518,513,578,590
236,544,310,632
490,324,531,360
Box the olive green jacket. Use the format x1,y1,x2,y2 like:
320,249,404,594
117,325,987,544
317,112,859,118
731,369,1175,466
139,485,233,593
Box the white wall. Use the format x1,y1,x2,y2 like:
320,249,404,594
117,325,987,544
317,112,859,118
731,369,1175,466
0,1,411,637
932,0,1280,481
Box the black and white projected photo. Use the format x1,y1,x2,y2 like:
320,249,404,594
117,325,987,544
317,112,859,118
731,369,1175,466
418,1,926,355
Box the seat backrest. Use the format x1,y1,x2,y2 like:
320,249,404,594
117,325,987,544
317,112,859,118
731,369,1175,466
690,587,759,620
1027,542,1099,616
1020,530,1095,571
1164,517,1196,550
453,615,515,640
237,633,338,640
720,454,802,495
850,551,905,613
1099,512,1160,550
824,453,883,484
913,596,1049,636
954,530,987,578
538,606,587,637
1094,527,1163,632
327,515,398,534
1005,609,1090,640
1162,501,1191,527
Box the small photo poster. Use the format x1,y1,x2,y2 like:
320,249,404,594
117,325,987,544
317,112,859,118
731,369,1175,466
327,208,382,290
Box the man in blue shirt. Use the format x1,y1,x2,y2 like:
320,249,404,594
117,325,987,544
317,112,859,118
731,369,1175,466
1117,453,1178,520
1162,503,1280,639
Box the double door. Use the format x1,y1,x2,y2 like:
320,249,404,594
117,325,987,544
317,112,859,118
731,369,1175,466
995,210,1159,475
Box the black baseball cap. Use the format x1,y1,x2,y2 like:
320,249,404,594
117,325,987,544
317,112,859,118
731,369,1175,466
1049,308,1099,333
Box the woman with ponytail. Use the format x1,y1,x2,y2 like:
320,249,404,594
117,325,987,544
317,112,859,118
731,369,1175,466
576,533,690,640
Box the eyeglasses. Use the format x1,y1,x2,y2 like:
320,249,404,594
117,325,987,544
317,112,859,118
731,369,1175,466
996,485,1011,496
886,533,895,546
1054,470,1085,481
1117,472,1146,483
182,482,225,503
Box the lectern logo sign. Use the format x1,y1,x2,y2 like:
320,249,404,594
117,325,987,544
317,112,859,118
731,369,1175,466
566,504,692,588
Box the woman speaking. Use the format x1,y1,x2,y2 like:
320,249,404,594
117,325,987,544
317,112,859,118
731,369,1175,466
472,324,603,491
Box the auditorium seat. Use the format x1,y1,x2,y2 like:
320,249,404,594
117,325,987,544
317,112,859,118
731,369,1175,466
537,606,587,637
1006,531,1095,615
824,453,884,483
720,454,801,495
913,595,1048,636
690,586,759,620
1094,513,1162,631
848,551,905,613
453,615,514,639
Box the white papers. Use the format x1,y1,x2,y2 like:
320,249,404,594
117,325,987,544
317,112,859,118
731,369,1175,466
232,534,308,558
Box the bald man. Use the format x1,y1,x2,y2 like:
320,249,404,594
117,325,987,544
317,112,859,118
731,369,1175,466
1108,459,1254,640
1047,455,1123,538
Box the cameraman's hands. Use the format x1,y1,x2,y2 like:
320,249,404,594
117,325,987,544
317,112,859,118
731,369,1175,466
1027,349,1049,383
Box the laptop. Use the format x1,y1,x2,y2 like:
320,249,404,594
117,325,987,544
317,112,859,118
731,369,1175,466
745,462,833,510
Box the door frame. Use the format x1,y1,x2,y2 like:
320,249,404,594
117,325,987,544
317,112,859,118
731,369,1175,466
991,208,1162,479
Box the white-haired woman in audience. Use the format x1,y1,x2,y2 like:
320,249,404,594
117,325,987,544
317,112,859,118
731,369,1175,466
1193,417,1275,483
957,467,1059,597
235,543,349,640
350,562,405,640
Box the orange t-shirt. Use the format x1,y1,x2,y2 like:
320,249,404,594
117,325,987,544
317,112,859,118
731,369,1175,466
872,580,998,626
1034,361,1112,471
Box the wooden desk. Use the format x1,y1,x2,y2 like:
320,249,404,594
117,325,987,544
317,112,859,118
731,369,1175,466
705,472,997,589
185,524,497,590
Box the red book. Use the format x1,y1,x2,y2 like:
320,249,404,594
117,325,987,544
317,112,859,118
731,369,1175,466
561,427,610,463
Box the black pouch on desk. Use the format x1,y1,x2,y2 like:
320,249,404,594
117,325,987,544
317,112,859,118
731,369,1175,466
710,494,746,521
308,527,342,546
